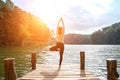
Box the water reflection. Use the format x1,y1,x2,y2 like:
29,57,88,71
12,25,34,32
0,45,120,80
0,46,47,79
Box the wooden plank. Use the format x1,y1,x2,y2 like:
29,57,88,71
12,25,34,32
20,78,100,80
19,64,100,80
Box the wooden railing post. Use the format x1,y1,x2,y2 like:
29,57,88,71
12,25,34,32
31,53,36,70
107,59,119,80
4,58,17,80
80,51,85,70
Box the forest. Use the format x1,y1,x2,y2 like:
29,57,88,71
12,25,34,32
91,22,120,44
65,22,120,44
0,0,50,46
0,0,120,46
64,34,90,44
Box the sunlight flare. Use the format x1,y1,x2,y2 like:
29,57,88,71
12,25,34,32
12,0,115,34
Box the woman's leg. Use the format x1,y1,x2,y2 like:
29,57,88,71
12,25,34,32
49,44,58,51
59,43,64,68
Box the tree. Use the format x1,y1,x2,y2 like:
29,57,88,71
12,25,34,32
0,1,50,46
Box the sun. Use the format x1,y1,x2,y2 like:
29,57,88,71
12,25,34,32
30,0,61,30
40,13,59,30
25,0,68,32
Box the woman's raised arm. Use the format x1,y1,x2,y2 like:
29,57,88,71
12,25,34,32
60,17,65,33
57,17,65,33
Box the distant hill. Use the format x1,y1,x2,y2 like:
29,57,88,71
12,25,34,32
91,22,120,44
0,0,50,46
64,34,91,44
65,22,120,44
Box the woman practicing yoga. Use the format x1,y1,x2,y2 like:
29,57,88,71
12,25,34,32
49,17,65,68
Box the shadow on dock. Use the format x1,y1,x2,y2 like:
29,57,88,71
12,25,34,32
40,67,60,80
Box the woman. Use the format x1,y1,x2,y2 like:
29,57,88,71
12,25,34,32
50,17,65,68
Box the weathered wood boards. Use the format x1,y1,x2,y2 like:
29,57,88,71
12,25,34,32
107,59,119,80
4,58,17,80
20,64,100,80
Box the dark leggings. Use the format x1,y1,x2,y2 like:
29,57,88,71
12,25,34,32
50,42,64,66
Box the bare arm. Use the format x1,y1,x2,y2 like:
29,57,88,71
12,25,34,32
57,18,61,28
57,17,65,33
61,17,65,33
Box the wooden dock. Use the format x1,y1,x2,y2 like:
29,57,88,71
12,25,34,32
4,52,119,80
19,64,100,80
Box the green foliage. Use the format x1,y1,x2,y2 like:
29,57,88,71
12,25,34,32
64,34,90,44
0,1,50,47
65,22,120,44
91,22,120,44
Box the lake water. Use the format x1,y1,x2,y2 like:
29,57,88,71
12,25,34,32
0,45,120,80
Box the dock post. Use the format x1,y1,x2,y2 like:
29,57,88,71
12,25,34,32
4,58,17,80
80,51,85,70
107,59,119,80
31,53,36,70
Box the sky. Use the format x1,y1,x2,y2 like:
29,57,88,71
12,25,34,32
5,0,120,34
